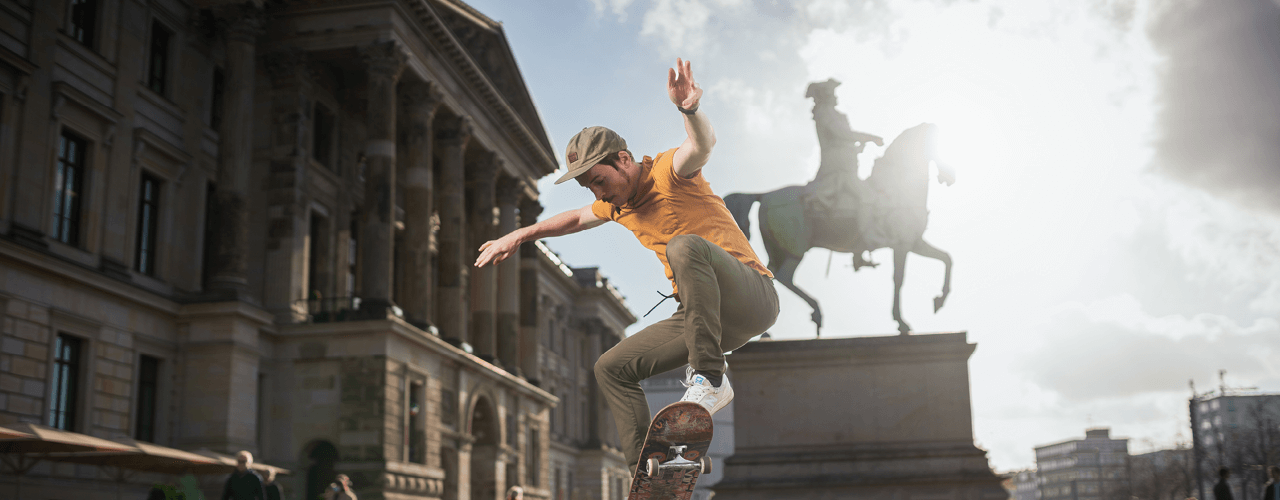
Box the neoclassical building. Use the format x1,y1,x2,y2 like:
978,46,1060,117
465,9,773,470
0,0,633,499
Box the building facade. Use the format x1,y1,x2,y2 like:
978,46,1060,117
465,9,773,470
1129,448,1194,500
532,243,636,500
1010,468,1040,500
0,0,633,499
1189,391,1280,500
1035,428,1130,500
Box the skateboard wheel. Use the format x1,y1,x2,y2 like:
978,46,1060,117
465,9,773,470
647,457,662,476
700,456,712,474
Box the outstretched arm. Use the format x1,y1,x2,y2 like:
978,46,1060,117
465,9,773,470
669,58,716,178
475,205,605,267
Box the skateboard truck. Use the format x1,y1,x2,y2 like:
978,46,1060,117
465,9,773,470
646,445,712,477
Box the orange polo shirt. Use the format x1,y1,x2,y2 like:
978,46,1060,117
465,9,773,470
591,148,773,294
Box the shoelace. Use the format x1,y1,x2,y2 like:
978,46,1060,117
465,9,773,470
680,366,710,402
643,291,676,318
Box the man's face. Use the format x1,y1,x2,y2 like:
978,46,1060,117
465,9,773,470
236,454,251,472
576,153,636,207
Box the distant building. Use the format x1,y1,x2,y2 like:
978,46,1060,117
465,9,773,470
1130,447,1194,500
642,365,736,500
1189,391,1280,500
1035,428,1130,500
1010,468,1040,500
533,243,637,500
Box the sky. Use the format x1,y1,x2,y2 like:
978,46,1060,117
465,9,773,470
461,0,1280,470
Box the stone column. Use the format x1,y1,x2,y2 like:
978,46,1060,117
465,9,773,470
468,154,499,363
436,116,472,345
495,177,523,374
206,7,264,297
399,80,443,329
261,48,312,323
357,41,407,319
517,198,543,382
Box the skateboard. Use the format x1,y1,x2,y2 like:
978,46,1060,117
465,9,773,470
628,402,714,500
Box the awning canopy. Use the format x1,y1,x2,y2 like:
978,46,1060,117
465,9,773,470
0,423,136,454
43,438,230,475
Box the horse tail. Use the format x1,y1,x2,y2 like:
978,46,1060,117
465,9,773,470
724,192,761,240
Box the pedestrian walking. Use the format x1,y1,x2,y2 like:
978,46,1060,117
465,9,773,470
263,469,282,500
1263,466,1279,500
1215,466,1234,500
323,474,356,500
221,451,266,500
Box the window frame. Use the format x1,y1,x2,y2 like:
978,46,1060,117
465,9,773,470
146,18,174,96
134,354,160,442
49,333,85,431
135,172,161,275
67,0,100,50
51,130,89,247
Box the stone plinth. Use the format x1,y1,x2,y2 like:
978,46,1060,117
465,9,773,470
713,332,1007,500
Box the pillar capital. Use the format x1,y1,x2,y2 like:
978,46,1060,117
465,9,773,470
362,40,408,84
519,198,543,227
212,4,265,44
438,115,473,148
495,176,524,203
263,47,311,87
400,80,444,116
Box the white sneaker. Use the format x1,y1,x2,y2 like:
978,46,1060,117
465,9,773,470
679,365,733,416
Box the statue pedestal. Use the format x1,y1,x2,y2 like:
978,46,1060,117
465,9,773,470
713,332,1007,500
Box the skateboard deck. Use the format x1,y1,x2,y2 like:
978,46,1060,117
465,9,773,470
628,402,714,500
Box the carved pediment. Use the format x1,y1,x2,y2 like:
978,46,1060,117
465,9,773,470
428,0,552,153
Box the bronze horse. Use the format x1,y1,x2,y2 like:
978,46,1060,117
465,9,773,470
725,123,955,335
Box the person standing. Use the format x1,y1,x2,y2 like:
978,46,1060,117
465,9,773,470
475,58,779,471
323,474,357,500
221,451,266,500
506,485,524,500
262,469,283,500
1263,466,1279,500
1215,466,1234,500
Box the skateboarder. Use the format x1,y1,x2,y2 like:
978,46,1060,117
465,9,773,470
475,58,779,470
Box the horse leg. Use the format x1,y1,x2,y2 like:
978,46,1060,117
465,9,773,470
771,256,825,337
910,238,952,312
892,247,911,335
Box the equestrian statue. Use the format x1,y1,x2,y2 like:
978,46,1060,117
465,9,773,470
724,79,956,336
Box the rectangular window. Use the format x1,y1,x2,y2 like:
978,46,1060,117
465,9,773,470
134,355,160,442
52,131,87,246
347,215,358,298
210,67,225,130
135,173,160,275
312,104,334,169
69,0,98,49
408,381,425,464
147,20,172,95
308,212,329,300
49,334,83,430
201,183,217,288
527,428,540,486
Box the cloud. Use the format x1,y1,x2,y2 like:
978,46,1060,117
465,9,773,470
588,0,637,21
1021,294,1280,403
1147,0,1280,214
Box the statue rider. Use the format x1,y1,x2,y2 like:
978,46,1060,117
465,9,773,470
803,78,884,269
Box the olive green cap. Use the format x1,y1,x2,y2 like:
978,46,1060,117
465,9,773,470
555,126,627,185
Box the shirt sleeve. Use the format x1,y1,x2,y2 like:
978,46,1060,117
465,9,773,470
590,200,615,221
655,148,701,187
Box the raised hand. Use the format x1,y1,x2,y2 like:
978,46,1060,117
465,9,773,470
667,57,703,111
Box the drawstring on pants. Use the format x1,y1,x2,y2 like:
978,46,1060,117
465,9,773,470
643,291,676,318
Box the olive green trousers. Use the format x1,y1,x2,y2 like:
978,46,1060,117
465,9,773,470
593,234,779,469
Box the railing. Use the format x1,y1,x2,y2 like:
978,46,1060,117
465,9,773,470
295,295,363,323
